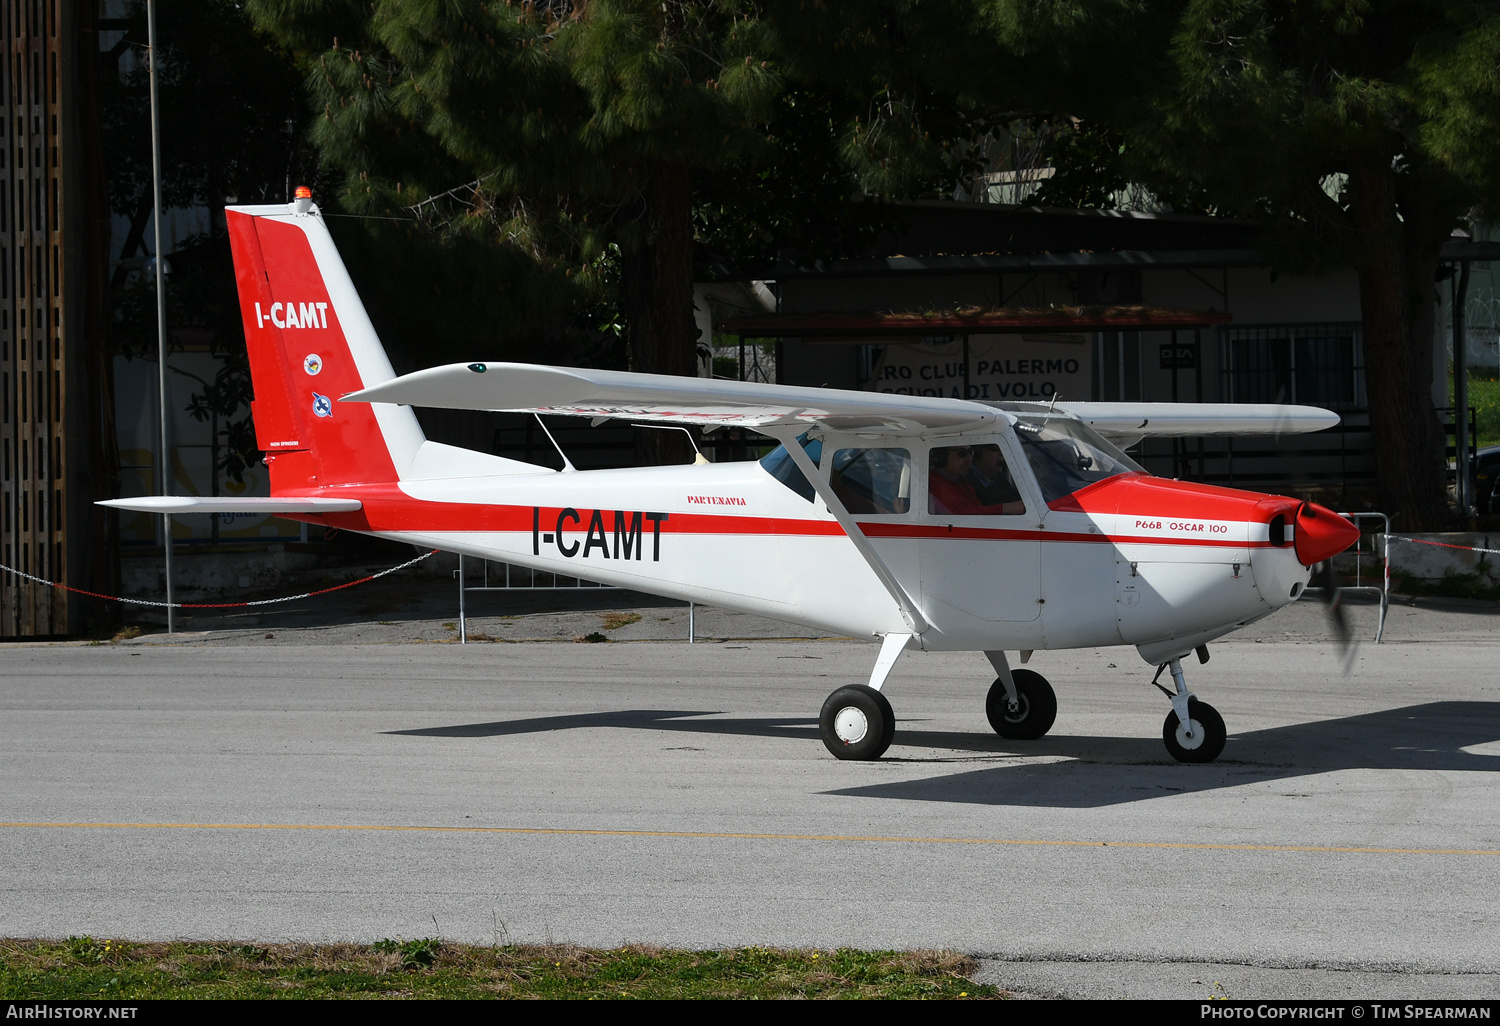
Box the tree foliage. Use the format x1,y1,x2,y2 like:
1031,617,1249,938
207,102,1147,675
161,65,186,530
984,0,1500,527
103,0,319,481
249,0,784,399
246,0,1006,461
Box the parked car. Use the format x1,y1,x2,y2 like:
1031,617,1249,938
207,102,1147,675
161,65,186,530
1475,445,1500,515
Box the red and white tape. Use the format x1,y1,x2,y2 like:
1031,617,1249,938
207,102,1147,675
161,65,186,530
0,549,439,609
1386,535,1500,556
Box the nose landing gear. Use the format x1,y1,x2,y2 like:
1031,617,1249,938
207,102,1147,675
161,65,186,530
1156,656,1226,763
1163,698,1226,762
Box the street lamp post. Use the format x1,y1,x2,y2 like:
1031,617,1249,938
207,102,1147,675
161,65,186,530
147,0,174,631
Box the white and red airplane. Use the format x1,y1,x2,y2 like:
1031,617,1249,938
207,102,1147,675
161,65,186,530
104,196,1359,764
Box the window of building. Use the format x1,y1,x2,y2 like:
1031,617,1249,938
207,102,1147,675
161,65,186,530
1220,323,1364,409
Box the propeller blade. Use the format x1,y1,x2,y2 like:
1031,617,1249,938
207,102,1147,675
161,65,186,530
1315,560,1356,670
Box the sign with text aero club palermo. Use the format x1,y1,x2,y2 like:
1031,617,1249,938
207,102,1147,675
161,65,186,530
868,334,1091,402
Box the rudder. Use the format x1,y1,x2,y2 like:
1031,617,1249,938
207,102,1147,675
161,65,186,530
226,202,424,492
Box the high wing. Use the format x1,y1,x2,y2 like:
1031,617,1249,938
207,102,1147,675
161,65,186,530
345,363,1341,441
99,496,363,514
1053,402,1339,442
343,362,1001,435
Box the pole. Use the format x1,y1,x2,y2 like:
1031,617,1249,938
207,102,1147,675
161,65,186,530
457,555,467,644
1454,260,1472,516
961,335,970,400
1170,328,1180,478
1194,326,1204,480
147,0,174,632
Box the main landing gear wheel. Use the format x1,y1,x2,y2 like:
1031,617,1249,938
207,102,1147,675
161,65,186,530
1163,698,1227,763
819,685,895,761
986,669,1057,740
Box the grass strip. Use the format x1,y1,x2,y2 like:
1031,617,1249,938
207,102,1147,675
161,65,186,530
1462,371,1500,449
0,938,1000,1000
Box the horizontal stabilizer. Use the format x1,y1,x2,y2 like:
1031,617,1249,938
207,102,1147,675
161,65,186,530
98,496,363,514
344,362,999,435
1054,402,1339,439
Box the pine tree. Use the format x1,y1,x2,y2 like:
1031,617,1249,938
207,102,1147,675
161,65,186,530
247,1,1009,461
250,3,772,360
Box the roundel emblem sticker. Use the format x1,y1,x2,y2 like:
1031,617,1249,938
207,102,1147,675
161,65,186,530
312,393,332,418
303,353,322,375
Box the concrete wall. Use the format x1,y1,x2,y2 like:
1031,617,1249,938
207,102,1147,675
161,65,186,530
1380,533,1500,589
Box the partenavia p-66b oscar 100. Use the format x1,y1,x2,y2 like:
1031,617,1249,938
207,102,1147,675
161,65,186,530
103,196,1361,764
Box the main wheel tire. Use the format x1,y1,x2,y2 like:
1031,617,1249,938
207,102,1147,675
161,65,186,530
985,669,1057,740
819,685,895,760
1162,699,1227,763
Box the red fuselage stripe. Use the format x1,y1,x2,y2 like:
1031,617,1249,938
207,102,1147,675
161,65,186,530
296,489,1266,549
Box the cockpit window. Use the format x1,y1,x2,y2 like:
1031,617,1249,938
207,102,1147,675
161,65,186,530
927,444,1025,516
832,447,911,514
759,434,823,502
1013,416,1145,503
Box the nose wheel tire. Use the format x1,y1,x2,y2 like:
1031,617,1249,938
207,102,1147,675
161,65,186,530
1162,699,1227,763
819,685,895,760
986,669,1057,740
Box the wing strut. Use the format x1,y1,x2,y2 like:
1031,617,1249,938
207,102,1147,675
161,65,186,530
766,428,930,636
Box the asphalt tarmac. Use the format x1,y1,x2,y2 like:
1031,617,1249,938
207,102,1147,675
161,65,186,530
2,593,1498,1001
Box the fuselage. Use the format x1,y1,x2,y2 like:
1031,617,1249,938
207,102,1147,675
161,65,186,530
290,432,1322,655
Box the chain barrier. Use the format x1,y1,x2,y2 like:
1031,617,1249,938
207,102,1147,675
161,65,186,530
0,549,439,610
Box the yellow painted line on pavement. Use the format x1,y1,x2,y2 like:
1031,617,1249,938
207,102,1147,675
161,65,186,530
0,821,1494,856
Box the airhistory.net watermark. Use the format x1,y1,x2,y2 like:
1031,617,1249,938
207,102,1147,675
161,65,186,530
5,1007,138,1020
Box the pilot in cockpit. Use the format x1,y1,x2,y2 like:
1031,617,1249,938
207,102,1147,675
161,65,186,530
970,443,1025,511
928,445,1026,516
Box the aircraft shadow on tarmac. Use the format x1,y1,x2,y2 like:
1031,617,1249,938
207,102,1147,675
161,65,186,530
387,702,1500,808
385,709,810,740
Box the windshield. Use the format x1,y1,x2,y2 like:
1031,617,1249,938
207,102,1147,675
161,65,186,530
1012,416,1145,504
759,434,823,502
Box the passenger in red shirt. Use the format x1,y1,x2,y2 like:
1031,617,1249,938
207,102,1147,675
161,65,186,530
928,446,1024,515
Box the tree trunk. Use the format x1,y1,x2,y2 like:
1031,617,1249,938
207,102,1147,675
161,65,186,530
78,0,123,634
1345,152,1453,530
623,158,700,466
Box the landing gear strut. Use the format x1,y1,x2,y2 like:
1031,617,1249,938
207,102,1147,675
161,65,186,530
1157,657,1226,763
984,650,1056,739
818,632,908,761
986,671,1057,739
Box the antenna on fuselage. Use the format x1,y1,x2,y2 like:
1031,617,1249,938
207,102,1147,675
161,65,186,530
1041,391,1063,429
534,414,578,472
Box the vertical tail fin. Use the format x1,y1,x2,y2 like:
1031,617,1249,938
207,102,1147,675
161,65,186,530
226,202,423,491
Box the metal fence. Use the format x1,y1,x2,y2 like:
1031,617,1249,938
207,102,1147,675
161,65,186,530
454,554,696,644
1299,511,1390,643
